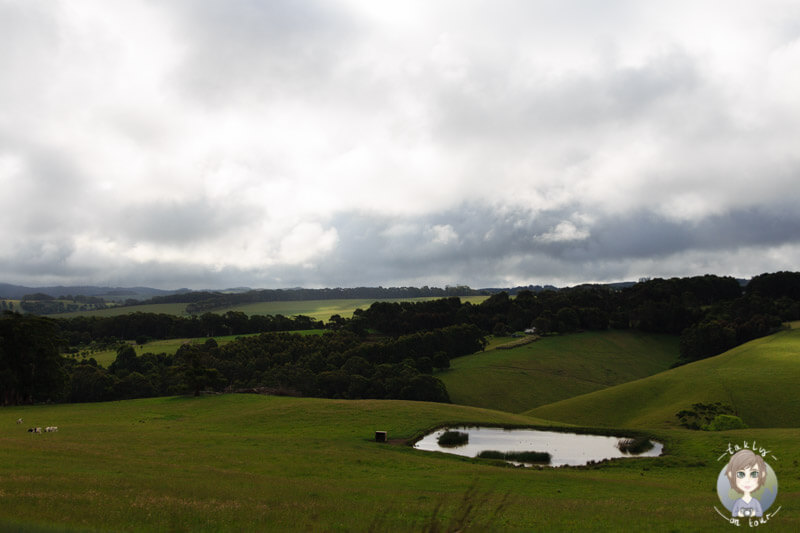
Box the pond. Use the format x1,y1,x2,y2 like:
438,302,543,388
413,426,663,467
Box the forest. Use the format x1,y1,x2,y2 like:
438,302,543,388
1,271,799,406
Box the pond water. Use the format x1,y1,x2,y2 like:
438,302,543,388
413,426,663,467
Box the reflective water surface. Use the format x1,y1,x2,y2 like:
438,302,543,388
413,426,663,467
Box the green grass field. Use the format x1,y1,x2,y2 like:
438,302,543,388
438,330,679,413
3,394,799,532
527,327,800,429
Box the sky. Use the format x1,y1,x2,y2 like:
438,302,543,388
2,0,800,290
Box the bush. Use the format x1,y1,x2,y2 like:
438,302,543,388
617,437,654,454
676,402,734,429
703,414,748,431
437,430,469,447
477,450,551,464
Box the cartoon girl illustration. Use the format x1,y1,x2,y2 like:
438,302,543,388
725,449,767,517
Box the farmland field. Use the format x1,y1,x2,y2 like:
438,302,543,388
527,327,800,429
54,295,490,322
439,330,679,413
56,302,191,318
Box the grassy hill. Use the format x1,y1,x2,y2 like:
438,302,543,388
527,327,800,429
438,330,679,413
4,394,799,532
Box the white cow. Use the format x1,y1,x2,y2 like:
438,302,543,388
16,418,22,424
45,426,58,432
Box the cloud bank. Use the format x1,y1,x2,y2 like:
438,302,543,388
1,0,799,289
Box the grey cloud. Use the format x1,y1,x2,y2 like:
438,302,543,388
555,205,800,264
0,240,74,278
115,199,259,245
3,144,94,235
300,203,800,288
164,0,358,104
606,50,700,118
431,49,702,147
0,1,59,104
4,201,797,289
3,1,799,290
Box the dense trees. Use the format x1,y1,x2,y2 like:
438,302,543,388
17,293,109,314
746,271,800,300
57,312,323,347
0,312,67,404
339,274,795,366
1,315,474,404
84,326,471,403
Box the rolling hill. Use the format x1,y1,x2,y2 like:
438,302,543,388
438,330,679,413
526,327,800,429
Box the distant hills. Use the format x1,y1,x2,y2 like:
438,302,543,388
0,278,748,307
0,281,637,302
0,283,193,302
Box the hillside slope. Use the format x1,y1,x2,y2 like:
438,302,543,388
526,327,800,429
438,330,679,413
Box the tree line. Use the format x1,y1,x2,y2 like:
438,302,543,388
139,285,486,313
57,311,323,347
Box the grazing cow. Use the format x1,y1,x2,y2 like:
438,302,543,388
45,426,58,432
16,418,23,424
28,427,42,433
35,427,42,433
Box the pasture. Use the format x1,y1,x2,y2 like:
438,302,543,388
56,303,190,318
527,327,800,429
4,394,799,532
439,330,679,413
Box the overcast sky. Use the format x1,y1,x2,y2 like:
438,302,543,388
2,0,799,290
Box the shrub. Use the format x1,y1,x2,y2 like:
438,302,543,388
477,450,551,464
617,437,654,454
676,402,734,429
703,414,748,431
437,430,469,447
